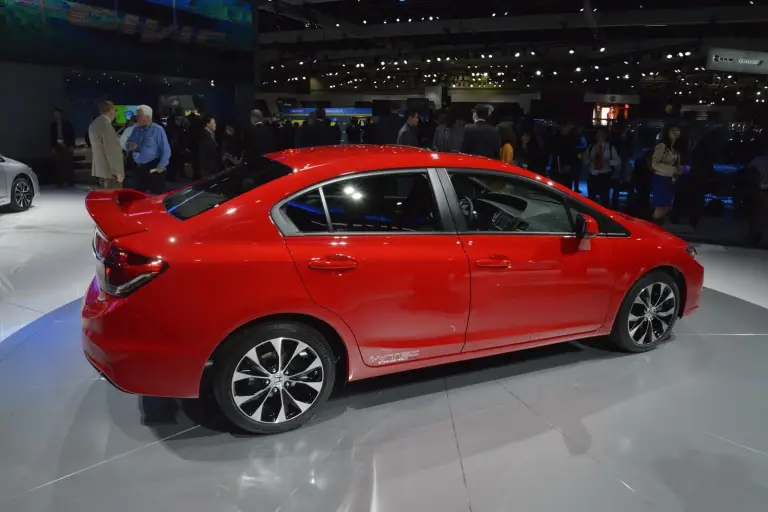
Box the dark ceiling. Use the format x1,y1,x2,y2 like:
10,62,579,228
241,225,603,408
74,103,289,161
251,0,768,103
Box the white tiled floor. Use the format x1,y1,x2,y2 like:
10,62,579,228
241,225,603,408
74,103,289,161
0,188,94,340
1,189,768,341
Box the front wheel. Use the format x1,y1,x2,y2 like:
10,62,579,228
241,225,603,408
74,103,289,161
9,176,33,212
213,322,336,434
611,271,680,352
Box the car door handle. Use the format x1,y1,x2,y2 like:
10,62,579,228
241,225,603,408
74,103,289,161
475,256,512,269
308,255,358,271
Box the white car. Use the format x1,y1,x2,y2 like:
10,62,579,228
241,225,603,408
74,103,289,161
73,137,92,170
0,154,39,211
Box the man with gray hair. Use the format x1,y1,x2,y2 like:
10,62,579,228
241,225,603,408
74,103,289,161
125,104,171,194
242,109,275,164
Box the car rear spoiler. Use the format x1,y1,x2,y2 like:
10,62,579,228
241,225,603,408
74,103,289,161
85,189,151,239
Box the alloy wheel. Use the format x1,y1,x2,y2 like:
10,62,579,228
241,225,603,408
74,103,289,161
230,337,324,424
13,180,32,209
627,282,676,345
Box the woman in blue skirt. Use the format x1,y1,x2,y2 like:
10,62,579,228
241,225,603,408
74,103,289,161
650,124,682,224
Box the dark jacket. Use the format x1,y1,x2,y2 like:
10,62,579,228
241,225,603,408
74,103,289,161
49,119,76,149
198,129,219,177
461,120,501,159
298,118,334,148
549,132,579,175
243,122,276,163
397,123,420,147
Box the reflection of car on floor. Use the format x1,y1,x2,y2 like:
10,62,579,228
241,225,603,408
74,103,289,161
81,145,704,434
0,153,39,211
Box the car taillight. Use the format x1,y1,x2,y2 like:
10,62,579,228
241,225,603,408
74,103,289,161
93,230,167,297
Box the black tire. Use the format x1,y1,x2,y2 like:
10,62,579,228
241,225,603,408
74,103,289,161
610,271,680,353
9,176,33,212
213,322,336,434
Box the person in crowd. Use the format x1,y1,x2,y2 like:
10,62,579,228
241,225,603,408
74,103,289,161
583,127,621,207
221,123,241,168
461,104,501,159
548,121,579,188
186,109,204,180
498,122,516,164
346,118,362,144
242,109,276,163
297,108,334,148
649,124,682,224
49,108,76,188
397,108,421,147
745,138,768,245
672,127,716,229
118,116,138,187
198,115,219,178
432,110,451,152
515,129,541,173
88,101,124,189
372,107,404,144
330,121,342,145
164,106,188,182
610,125,636,210
124,105,171,195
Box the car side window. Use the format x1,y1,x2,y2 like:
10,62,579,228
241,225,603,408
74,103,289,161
448,171,573,234
283,189,328,233
567,199,630,236
282,171,441,234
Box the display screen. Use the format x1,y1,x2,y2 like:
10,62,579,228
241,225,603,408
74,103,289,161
114,105,139,125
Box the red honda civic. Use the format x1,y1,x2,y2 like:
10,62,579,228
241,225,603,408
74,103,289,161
82,145,703,434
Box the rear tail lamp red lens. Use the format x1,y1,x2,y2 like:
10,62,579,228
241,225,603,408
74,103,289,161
93,231,167,297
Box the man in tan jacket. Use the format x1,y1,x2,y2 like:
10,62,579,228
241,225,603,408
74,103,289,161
88,101,124,189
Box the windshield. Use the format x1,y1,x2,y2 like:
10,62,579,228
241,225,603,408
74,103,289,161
164,157,292,220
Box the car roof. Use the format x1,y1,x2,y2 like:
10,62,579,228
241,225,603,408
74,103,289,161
266,144,544,183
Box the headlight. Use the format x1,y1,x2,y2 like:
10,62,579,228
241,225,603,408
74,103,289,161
684,246,697,259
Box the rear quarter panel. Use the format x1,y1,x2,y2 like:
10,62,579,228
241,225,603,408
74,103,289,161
118,184,367,389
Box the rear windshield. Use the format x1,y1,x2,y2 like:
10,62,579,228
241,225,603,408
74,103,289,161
164,157,292,220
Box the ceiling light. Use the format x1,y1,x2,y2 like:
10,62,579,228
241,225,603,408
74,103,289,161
530,51,536,56
575,67,581,72
515,52,520,57
535,70,542,76
600,47,605,52
569,49,575,54
666,54,673,59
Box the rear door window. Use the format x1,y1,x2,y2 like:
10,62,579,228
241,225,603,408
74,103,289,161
281,171,441,233
164,157,292,220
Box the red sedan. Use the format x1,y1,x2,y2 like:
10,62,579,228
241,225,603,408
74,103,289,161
82,145,703,434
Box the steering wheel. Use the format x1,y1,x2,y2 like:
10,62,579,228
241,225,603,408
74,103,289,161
459,196,475,221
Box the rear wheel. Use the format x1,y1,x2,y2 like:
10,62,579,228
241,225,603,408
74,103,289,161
9,176,33,212
213,322,335,434
611,271,680,352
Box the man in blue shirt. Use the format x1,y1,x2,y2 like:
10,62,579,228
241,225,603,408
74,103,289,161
125,105,171,194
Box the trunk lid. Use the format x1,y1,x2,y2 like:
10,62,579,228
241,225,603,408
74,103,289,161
85,189,175,239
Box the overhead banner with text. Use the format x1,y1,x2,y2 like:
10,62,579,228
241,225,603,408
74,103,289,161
707,47,768,75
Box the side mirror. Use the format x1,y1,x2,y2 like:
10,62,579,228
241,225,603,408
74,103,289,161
575,213,599,239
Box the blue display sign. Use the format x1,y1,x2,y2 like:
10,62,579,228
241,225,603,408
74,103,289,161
282,108,373,117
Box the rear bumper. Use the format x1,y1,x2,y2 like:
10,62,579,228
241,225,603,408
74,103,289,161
81,278,207,398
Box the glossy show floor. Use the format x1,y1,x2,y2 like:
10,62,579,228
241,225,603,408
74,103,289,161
2,190,768,512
